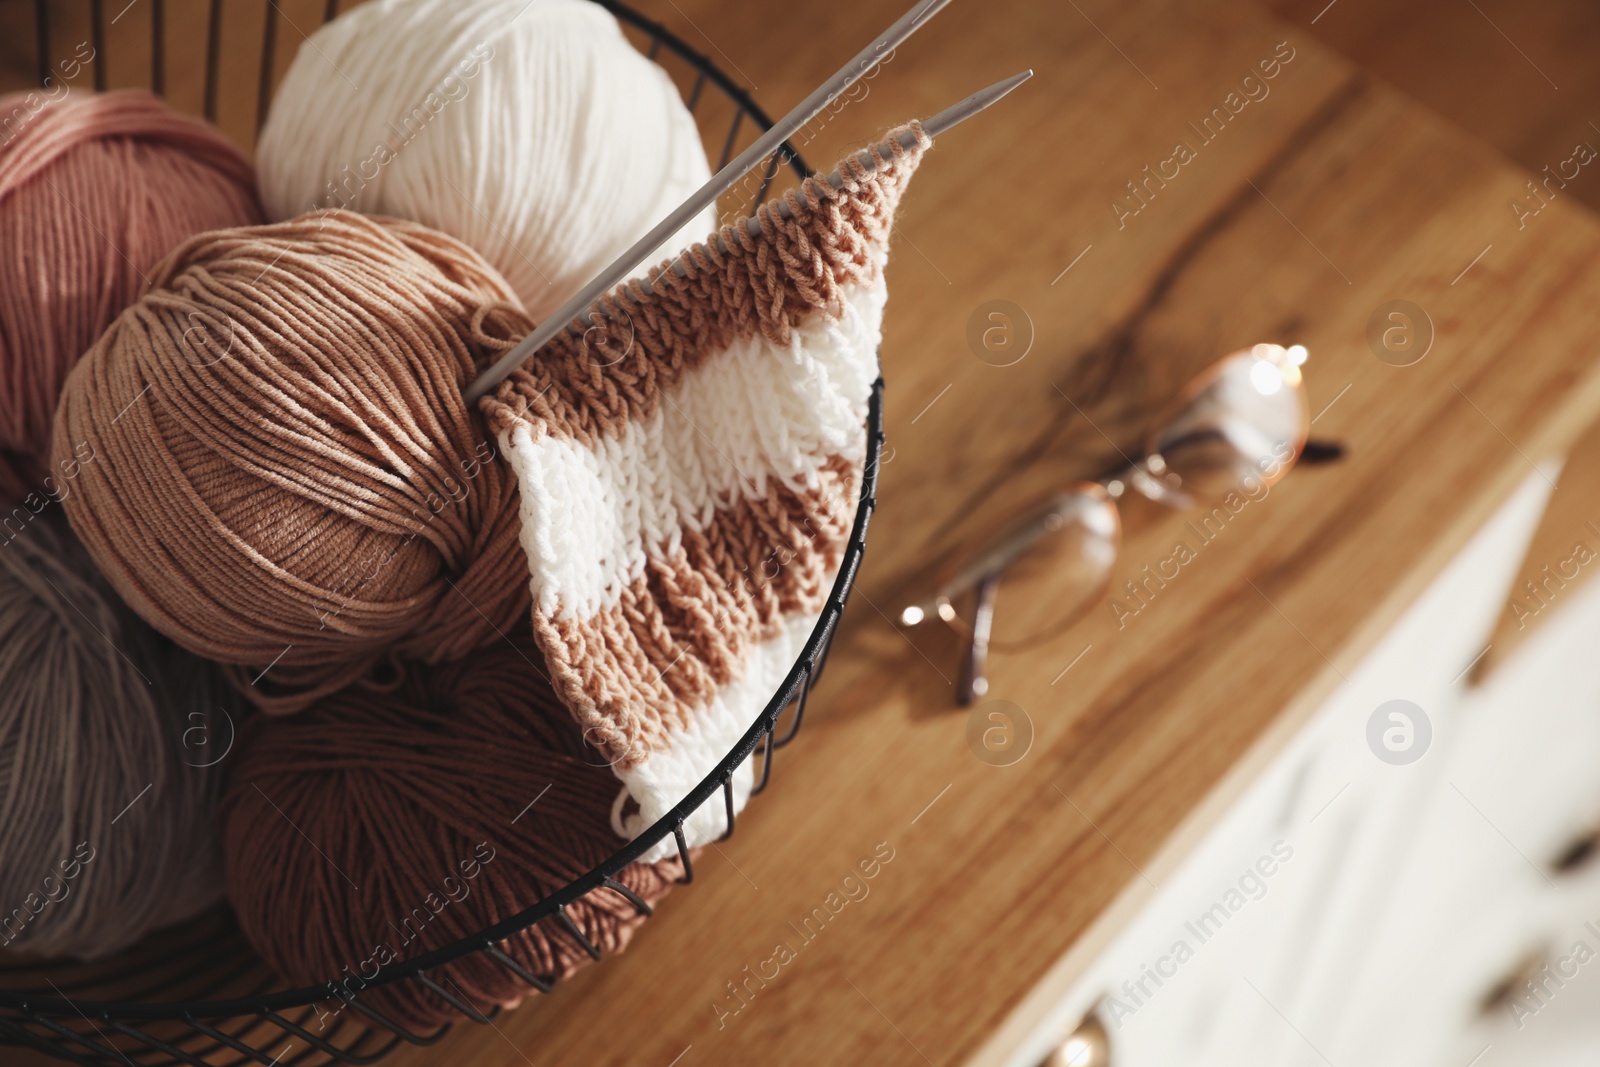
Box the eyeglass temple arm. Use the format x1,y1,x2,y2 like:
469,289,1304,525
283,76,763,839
1300,438,1345,463
901,494,1073,624
958,571,1000,706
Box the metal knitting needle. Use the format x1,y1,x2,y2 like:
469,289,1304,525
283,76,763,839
703,70,1032,250
817,70,1035,190
464,0,957,403
464,66,1032,402
560,71,1034,288
592,70,1032,294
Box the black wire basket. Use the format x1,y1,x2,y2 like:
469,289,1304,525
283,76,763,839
0,2,885,1063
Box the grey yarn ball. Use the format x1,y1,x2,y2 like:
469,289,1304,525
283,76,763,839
0,511,235,959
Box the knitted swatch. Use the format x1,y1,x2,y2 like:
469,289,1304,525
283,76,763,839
483,125,928,857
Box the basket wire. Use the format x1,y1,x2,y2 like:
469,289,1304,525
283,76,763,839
1,1,885,1064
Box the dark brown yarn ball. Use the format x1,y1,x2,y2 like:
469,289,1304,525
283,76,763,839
219,633,681,1027
52,210,533,713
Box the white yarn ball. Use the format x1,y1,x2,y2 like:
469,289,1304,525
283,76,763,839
257,0,717,320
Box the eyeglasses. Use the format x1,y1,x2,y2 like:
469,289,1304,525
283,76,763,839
899,343,1318,704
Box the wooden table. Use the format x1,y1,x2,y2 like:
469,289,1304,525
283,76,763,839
358,1,1600,1065
10,0,1600,1064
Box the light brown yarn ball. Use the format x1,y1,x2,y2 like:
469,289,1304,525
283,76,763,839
53,211,532,713
0,511,236,960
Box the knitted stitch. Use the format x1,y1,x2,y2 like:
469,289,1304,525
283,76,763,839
484,124,928,857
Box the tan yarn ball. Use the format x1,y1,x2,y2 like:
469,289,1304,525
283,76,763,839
53,211,532,713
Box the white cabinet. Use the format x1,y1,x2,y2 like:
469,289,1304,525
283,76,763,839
1005,463,1600,1067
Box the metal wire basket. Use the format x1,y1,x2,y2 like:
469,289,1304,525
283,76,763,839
0,2,884,1063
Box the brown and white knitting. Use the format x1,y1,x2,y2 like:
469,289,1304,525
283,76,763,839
483,125,929,857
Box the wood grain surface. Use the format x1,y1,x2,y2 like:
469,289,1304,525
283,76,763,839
362,2,1600,1064
1473,417,1600,681
6,1,1600,1065
1265,0,1600,215
1260,0,1600,686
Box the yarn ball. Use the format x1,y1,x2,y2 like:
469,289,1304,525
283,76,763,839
0,511,236,960
256,0,718,322
0,89,262,504
52,211,532,715
220,633,682,1027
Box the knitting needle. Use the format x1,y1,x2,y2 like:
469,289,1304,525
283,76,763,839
557,71,1035,286
464,0,956,403
464,67,1031,402
711,70,1032,244
571,74,1034,302
598,70,1032,288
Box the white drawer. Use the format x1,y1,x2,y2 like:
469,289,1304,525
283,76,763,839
1001,465,1560,1067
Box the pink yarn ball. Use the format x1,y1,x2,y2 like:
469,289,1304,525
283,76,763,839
0,89,262,502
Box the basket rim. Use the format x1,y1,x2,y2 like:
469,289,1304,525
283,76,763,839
0,0,891,1030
